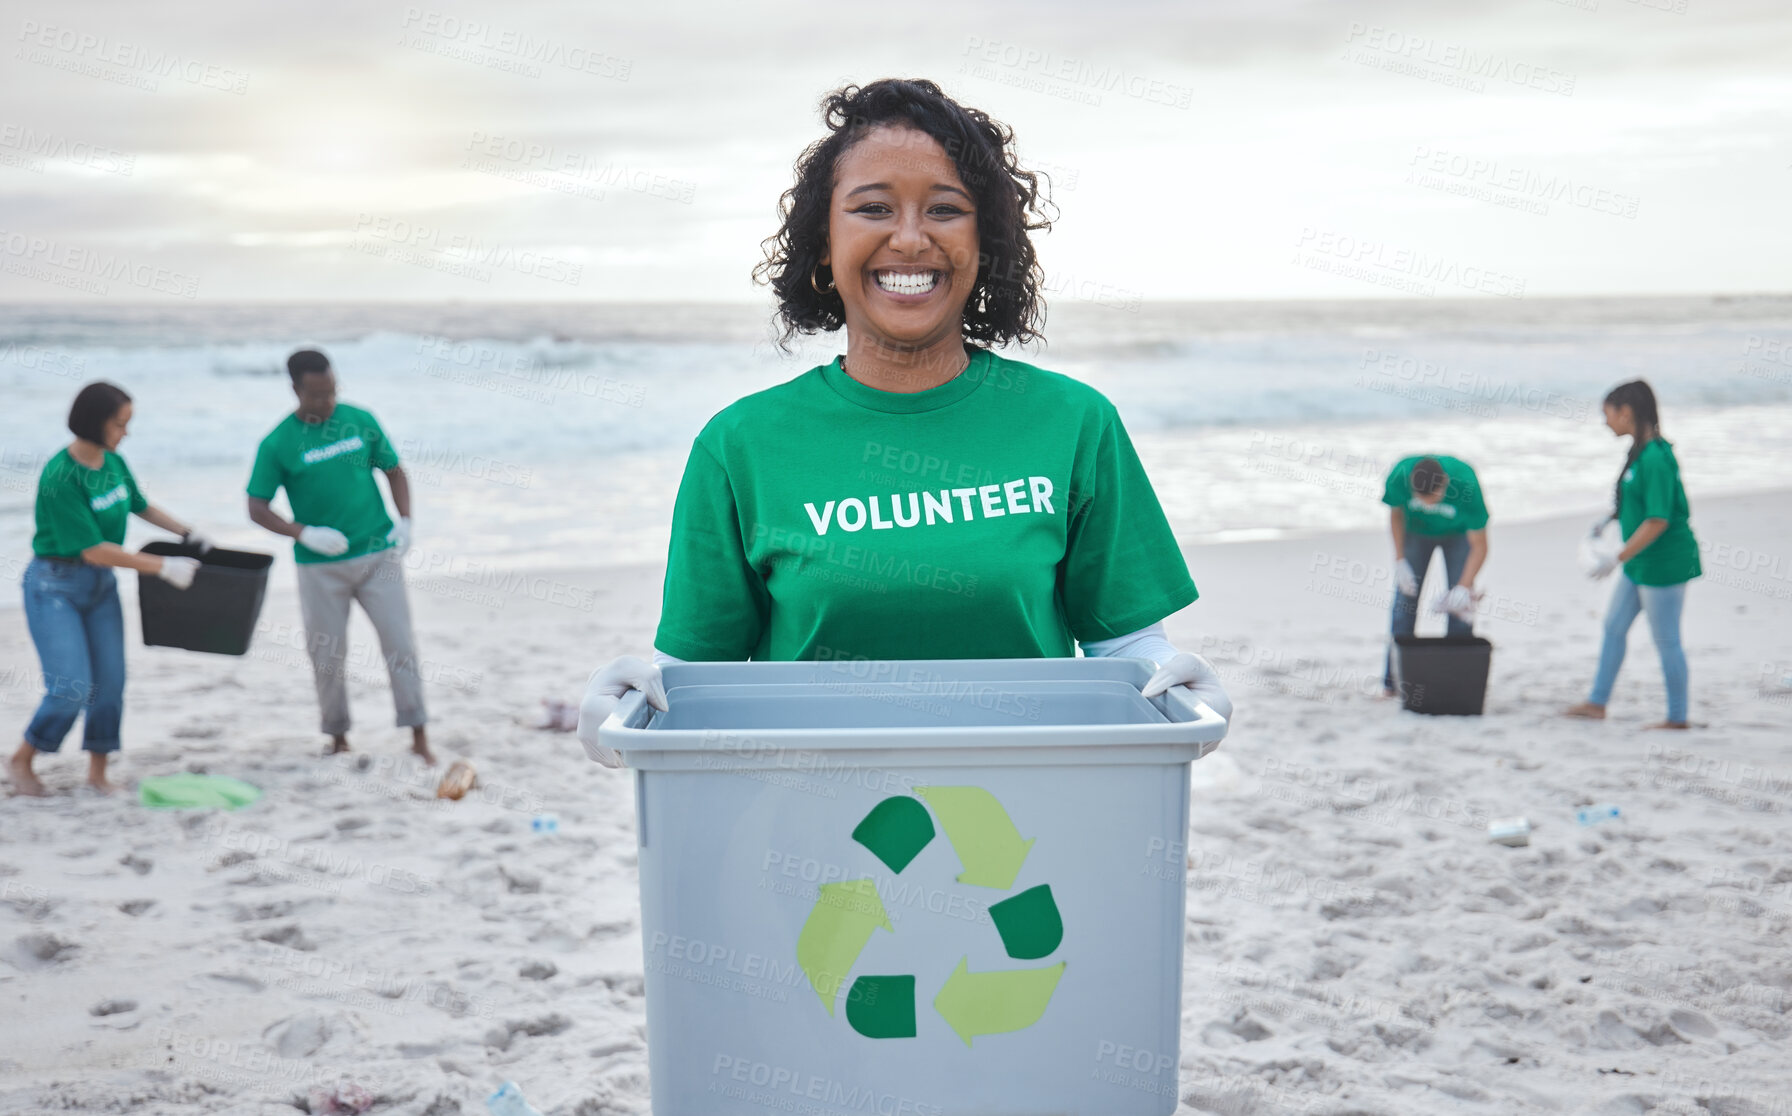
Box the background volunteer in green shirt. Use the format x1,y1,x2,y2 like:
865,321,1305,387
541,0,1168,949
10,382,208,798
1566,380,1699,728
576,78,1231,764
248,350,432,765
1380,454,1490,694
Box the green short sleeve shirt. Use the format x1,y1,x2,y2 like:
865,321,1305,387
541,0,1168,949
247,403,399,563
1618,439,1700,586
32,448,148,558
654,349,1199,662
1382,454,1489,535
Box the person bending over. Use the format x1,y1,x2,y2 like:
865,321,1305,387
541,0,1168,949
1381,454,1489,696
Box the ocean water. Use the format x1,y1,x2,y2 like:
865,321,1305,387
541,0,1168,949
3,297,1790,595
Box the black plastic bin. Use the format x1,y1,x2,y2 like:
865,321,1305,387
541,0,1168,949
1392,635,1493,715
138,541,273,656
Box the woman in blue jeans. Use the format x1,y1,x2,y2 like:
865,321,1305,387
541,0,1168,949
1566,380,1701,728
9,382,209,796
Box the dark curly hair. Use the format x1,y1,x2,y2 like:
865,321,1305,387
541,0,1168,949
753,78,1056,350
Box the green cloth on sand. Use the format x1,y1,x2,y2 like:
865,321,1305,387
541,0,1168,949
138,773,263,810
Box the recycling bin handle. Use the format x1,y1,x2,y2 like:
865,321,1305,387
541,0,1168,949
604,688,656,735
1153,682,1229,737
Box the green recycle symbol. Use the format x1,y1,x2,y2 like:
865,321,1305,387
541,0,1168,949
795,786,1065,1046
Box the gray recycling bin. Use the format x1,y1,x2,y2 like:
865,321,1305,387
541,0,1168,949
598,657,1227,1116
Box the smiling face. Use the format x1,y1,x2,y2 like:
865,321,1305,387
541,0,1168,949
821,125,980,356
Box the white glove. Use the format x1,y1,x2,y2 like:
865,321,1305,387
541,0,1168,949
1141,651,1233,730
1433,584,1479,620
1395,558,1419,597
1579,520,1622,577
577,655,669,768
156,555,200,590
298,525,350,556
180,529,214,555
386,516,411,556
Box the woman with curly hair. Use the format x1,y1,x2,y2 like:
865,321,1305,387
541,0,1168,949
576,78,1230,760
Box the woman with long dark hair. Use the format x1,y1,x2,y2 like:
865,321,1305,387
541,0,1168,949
573,78,1231,754
1566,380,1701,728
9,382,207,796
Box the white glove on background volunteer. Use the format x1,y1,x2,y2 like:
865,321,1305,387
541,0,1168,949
577,655,670,768
179,529,214,555
1395,558,1420,597
1432,584,1480,621
387,516,412,557
1581,517,1622,579
156,556,201,590
298,525,350,556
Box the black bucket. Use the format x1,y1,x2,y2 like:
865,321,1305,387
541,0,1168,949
1392,635,1493,715
138,541,273,656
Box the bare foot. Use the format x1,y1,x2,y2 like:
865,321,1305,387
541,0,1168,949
86,755,116,795
1563,702,1607,720
1647,721,1691,730
324,735,351,756
410,728,436,767
8,744,46,797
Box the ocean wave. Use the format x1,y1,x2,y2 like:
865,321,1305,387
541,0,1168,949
3,302,1789,465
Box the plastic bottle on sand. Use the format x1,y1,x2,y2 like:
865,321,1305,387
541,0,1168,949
1487,817,1531,847
531,814,559,834
486,1082,544,1116
1576,804,1621,826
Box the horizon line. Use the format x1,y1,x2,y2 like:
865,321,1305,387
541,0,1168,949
1,291,1789,308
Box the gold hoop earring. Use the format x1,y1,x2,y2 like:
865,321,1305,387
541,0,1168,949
811,264,834,295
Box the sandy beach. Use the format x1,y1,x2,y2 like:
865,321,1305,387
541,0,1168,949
1,490,1788,1116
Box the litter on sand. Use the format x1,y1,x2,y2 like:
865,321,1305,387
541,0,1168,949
1487,817,1532,847
436,759,478,800
137,773,263,810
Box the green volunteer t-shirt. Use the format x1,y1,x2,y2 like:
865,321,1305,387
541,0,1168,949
1382,454,1489,536
31,447,148,558
654,347,1199,662
1618,438,1700,587
247,403,398,564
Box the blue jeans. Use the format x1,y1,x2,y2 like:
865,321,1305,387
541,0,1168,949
1588,574,1689,723
1384,532,1473,689
20,558,126,754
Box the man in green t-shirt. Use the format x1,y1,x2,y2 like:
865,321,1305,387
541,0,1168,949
1380,454,1490,694
247,350,432,764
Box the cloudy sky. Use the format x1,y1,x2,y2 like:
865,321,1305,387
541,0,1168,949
1,0,1787,302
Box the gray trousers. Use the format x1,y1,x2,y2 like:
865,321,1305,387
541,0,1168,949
294,548,427,735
